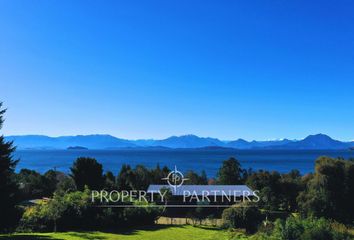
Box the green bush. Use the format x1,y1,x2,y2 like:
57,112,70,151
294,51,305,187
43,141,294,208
18,188,162,232
222,204,263,233
18,188,92,232
18,201,51,232
123,201,162,226
271,217,303,240
269,216,351,240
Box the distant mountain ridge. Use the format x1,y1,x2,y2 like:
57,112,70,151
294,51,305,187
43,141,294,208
268,134,350,150
150,135,225,148
226,138,294,149
5,133,354,150
5,134,135,150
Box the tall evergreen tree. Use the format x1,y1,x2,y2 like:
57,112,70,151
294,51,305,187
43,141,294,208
132,165,151,190
116,164,135,190
0,102,19,231
104,171,116,190
185,170,208,185
70,157,104,191
200,170,208,185
217,157,244,184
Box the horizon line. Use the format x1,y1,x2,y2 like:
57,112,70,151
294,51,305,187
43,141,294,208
4,133,353,142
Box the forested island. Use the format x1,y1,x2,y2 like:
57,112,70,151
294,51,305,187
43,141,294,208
67,146,88,150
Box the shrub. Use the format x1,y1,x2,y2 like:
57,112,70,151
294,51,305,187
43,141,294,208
18,188,162,232
18,201,51,232
123,201,162,226
270,216,351,240
271,217,304,240
18,188,92,232
222,203,263,233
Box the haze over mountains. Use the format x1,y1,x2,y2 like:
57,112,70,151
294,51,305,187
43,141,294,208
5,134,354,150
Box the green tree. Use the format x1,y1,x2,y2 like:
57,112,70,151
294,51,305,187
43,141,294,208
297,157,353,222
43,170,59,196
222,203,263,233
217,157,244,184
200,170,208,184
0,103,20,231
46,193,66,232
246,170,282,210
104,171,116,190
132,165,151,190
70,157,104,190
19,188,161,231
344,162,354,222
185,170,208,185
192,202,209,225
17,169,47,199
55,176,76,194
116,164,135,190
151,164,170,184
19,188,92,231
279,169,303,212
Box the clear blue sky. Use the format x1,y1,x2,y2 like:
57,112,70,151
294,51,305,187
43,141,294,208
1,1,353,141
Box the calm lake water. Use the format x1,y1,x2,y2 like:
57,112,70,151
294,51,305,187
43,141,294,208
14,149,354,177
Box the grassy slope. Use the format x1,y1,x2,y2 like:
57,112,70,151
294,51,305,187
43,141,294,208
2,224,352,240
0,225,248,240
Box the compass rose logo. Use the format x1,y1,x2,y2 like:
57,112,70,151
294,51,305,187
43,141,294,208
162,166,188,193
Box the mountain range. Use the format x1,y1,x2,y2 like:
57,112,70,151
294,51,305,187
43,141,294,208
5,134,354,150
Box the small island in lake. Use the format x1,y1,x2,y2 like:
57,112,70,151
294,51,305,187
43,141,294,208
67,146,88,150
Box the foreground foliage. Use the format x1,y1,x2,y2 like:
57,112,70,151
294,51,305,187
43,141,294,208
18,188,162,232
256,216,353,240
222,203,262,233
0,103,20,232
298,157,354,223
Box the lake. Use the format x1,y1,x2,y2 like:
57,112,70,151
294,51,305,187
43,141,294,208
13,149,354,177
